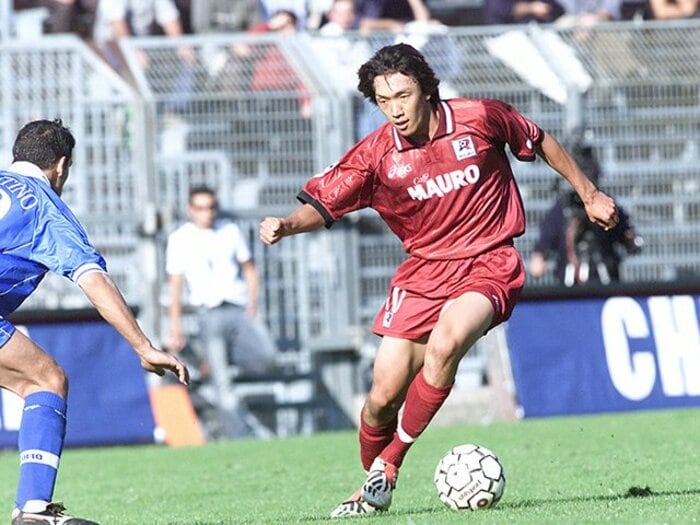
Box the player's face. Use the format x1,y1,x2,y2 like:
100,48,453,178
374,72,433,142
188,193,218,229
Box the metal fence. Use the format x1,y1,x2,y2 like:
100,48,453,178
0,34,149,311
2,21,700,409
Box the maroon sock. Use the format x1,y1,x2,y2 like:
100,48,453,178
359,415,398,471
381,370,452,468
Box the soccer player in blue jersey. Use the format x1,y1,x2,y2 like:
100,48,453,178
0,119,190,525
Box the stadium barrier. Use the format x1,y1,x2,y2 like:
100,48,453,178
0,311,156,449
507,284,700,417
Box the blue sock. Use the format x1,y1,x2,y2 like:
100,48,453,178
15,391,67,511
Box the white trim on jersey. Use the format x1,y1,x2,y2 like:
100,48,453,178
392,127,402,150
73,263,107,283
440,101,455,134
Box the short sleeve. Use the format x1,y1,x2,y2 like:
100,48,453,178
484,99,543,162
297,142,376,226
32,204,106,281
101,0,127,21
230,224,252,264
165,229,186,275
154,0,181,26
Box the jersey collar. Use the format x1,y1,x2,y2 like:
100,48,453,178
391,100,455,151
7,161,51,186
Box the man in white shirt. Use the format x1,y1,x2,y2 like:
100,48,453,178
93,0,194,73
165,185,277,437
93,0,183,46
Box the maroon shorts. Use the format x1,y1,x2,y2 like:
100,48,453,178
372,243,525,340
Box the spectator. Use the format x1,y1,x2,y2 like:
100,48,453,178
555,0,623,25
246,11,311,113
308,0,334,28
165,186,279,438
92,0,194,70
259,0,307,27
209,0,261,31
529,135,642,286
354,0,435,32
21,0,98,36
313,0,386,139
648,0,699,18
483,0,564,24
243,9,312,117
173,0,193,34
319,0,357,33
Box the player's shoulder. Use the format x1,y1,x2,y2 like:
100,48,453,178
446,97,511,118
354,122,395,157
0,170,61,217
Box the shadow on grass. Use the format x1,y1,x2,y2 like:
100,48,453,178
499,486,700,510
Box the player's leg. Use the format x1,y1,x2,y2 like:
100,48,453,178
361,293,492,510
0,326,98,524
360,335,425,470
330,336,424,517
378,292,493,470
377,244,524,473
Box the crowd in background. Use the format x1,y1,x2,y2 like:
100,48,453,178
12,0,700,51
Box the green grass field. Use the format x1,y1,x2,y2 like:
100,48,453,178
1,407,699,524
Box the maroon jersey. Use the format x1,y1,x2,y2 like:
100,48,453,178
298,98,543,259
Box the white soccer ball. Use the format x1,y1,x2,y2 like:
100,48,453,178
434,443,506,511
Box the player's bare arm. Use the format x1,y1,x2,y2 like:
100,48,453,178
166,273,187,352
259,203,325,245
77,271,190,384
536,132,618,230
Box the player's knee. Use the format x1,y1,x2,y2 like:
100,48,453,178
427,336,462,367
37,362,69,397
366,387,402,420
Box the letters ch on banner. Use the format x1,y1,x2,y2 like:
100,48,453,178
602,296,700,401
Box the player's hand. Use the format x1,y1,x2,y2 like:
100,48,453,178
584,189,618,231
138,346,190,385
259,217,287,245
529,252,547,277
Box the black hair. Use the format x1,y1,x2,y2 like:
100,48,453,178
270,9,298,27
188,185,216,203
357,43,441,109
12,119,75,170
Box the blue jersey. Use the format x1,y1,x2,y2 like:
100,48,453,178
0,162,106,317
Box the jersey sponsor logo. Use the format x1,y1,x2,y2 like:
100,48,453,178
382,286,407,328
0,176,40,210
388,163,413,179
0,189,11,219
451,136,477,160
407,165,481,201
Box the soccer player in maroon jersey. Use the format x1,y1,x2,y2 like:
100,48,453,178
259,43,618,517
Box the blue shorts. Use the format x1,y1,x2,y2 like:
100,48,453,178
0,317,17,348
